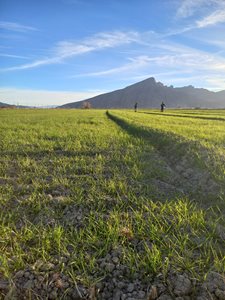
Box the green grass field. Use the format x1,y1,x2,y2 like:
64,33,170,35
0,108,225,299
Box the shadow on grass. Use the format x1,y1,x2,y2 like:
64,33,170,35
106,110,196,163
1,149,104,159
138,111,225,122
106,110,223,203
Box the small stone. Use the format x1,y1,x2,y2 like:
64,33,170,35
113,290,122,300
106,283,114,292
127,283,134,293
24,271,30,278
23,280,34,289
104,291,112,298
117,281,126,289
121,294,126,300
215,288,225,300
173,275,192,296
105,262,115,272
138,291,146,298
64,281,70,288
66,244,74,253
204,272,225,293
0,279,9,289
14,270,24,278
158,295,173,300
37,275,44,282
49,290,58,299
112,256,120,264
113,270,121,277
29,274,34,280
157,283,167,294
105,254,111,262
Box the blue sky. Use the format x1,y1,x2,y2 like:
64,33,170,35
0,0,225,106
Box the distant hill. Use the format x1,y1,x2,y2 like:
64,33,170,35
59,77,225,109
0,102,29,109
0,102,14,108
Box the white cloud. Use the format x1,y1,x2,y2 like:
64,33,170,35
176,0,225,18
176,0,209,18
0,21,37,32
0,53,29,59
66,34,225,92
0,87,104,106
1,31,139,72
160,45,225,72
196,9,225,27
172,0,225,35
2,57,64,71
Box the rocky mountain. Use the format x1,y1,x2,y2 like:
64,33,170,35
59,77,225,109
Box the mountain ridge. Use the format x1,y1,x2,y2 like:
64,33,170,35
59,77,225,109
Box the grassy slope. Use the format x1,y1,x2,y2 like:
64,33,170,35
0,109,225,298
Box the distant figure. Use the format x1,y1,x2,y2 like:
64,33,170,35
160,102,166,112
134,102,138,112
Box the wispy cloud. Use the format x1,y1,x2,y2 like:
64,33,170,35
71,38,225,89
176,0,225,18
196,9,225,27
0,53,29,59
176,0,209,18
166,1,225,36
156,43,225,72
0,31,139,72
0,21,37,32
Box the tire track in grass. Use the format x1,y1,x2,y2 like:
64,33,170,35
138,111,225,122
106,111,222,209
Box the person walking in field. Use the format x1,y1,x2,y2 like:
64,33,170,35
160,102,166,112
134,102,138,112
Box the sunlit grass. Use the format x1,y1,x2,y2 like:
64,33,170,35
0,108,225,289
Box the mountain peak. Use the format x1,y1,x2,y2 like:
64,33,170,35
59,77,225,109
137,77,157,85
